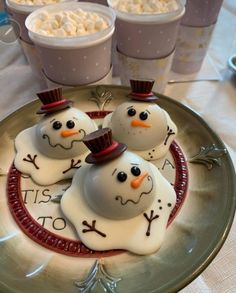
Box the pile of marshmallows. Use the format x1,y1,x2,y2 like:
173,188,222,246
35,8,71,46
30,8,108,37
115,0,178,14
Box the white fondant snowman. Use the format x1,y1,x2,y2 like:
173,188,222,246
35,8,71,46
14,88,97,185
61,128,176,255
103,79,177,160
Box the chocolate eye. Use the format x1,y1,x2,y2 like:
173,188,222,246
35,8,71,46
52,121,62,130
139,112,148,120
127,108,136,117
66,120,75,129
131,166,141,176
117,171,127,182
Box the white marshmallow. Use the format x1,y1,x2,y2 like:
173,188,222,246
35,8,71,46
37,11,49,21
30,8,108,37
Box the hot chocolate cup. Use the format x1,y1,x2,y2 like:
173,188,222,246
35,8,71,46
181,0,223,27
172,23,215,74
5,0,72,44
26,2,116,86
107,0,185,59
172,0,223,74
19,38,45,79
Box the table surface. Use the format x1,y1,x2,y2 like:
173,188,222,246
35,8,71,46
0,0,236,292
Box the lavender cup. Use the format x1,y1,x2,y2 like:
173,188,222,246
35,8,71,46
172,23,215,74
172,0,223,74
19,38,44,78
26,2,116,86
181,0,223,27
5,0,72,44
107,0,185,59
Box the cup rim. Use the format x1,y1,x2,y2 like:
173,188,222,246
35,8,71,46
25,2,116,48
6,0,73,14
228,55,236,74
107,0,185,24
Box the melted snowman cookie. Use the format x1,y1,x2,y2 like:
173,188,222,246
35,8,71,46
61,128,176,255
14,88,97,185
103,79,177,161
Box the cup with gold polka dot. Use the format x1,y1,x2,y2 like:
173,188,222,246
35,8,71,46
26,2,116,86
107,0,185,92
172,0,223,74
5,0,73,79
108,0,185,59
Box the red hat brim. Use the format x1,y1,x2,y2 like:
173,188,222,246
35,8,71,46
85,143,127,164
37,100,73,114
128,93,159,102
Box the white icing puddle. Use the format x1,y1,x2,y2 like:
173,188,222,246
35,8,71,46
20,149,176,240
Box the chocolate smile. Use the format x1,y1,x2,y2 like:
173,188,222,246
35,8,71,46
42,129,86,150
115,176,153,205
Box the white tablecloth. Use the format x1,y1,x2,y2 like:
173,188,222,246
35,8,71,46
0,0,236,292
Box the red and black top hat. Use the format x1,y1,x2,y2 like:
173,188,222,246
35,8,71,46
83,128,127,164
128,79,158,102
36,87,73,114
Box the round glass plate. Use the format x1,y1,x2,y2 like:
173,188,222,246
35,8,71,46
0,85,235,293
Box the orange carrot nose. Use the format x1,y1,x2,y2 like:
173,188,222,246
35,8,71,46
131,172,148,189
61,130,80,137
131,120,151,128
